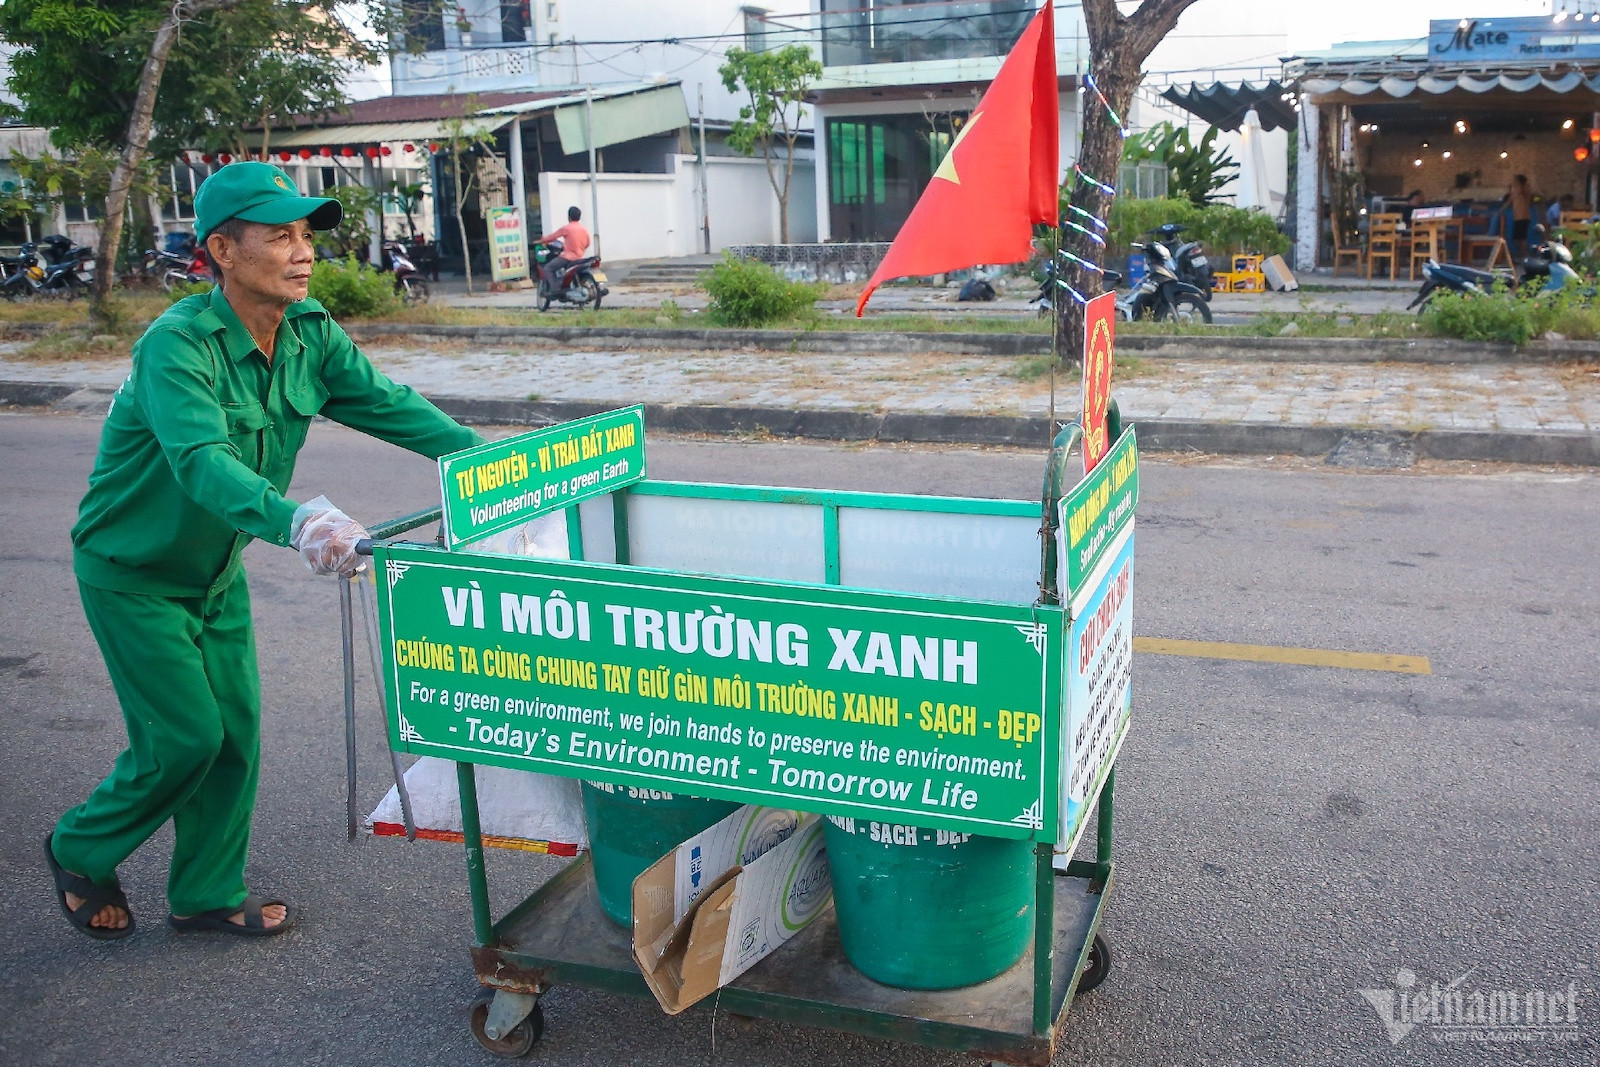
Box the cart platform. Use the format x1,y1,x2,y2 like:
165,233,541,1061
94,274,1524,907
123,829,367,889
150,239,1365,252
474,853,1113,1066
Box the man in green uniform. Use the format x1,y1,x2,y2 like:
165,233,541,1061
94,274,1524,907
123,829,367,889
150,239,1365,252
46,162,483,939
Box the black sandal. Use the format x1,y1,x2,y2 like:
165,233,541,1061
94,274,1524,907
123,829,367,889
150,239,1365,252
168,893,297,937
45,832,134,941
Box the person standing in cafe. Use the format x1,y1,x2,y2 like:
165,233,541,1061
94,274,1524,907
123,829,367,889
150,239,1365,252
1508,175,1533,252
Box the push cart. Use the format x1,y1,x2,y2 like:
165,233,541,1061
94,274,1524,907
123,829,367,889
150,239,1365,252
345,414,1137,1065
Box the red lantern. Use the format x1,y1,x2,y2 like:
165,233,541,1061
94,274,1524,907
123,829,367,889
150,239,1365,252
340,146,354,157
428,143,440,153
299,148,313,159
380,146,392,157
200,154,213,164
320,146,333,157
279,151,292,162
1577,146,1591,162
218,153,231,164
1589,128,1600,143
365,146,379,158
403,143,415,153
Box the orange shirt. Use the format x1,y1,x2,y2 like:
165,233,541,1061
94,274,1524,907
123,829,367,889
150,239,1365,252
542,221,590,257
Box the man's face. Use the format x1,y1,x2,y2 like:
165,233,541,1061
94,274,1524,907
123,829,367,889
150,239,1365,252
209,219,316,305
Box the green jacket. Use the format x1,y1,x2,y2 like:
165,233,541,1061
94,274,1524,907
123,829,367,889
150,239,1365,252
73,285,481,597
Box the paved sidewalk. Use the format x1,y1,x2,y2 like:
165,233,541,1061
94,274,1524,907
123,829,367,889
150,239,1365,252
5,336,1598,439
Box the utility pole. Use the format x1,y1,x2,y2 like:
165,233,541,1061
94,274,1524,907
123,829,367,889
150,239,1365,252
698,84,710,254
585,84,600,259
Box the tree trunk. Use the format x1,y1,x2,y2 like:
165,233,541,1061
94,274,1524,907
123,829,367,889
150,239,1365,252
91,0,242,327
90,9,185,320
453,148,474,294
1057,0,1201,353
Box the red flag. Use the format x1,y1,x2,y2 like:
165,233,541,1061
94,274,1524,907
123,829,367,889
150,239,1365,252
856,0,1058,316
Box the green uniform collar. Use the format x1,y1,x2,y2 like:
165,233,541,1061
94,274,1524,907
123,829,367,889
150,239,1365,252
205,284,321,363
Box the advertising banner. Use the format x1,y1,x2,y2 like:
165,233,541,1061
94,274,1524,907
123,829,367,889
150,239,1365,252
487,205,529,282
1057,522,1133,860
374,545,1065,839
438,406,645,549
1058,428,1138,600
1081,290,1117,474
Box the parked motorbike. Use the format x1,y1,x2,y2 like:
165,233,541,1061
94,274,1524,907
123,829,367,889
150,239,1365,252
1145,223,1213,300
1520,226,1581,292
381,240,429,304
1121,239,1213,323
6,236,95,298
0,248,43,300
157,248,212,292
533,239,607,311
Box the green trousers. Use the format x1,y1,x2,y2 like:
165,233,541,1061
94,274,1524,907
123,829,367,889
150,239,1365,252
52,578,260,916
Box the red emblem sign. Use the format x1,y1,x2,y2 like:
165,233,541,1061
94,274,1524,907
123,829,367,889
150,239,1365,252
1081,290,1117,474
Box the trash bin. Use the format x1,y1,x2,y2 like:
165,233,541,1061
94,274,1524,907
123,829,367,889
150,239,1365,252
821,816,1034,989
580,782,739,927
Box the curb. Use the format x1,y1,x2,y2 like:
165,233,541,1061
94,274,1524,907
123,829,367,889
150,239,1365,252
7,380,1594,467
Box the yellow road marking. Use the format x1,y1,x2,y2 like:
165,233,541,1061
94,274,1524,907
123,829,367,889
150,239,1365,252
1133,637,1431,675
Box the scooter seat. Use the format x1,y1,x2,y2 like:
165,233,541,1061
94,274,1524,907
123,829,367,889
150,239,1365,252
1431,262,1503,286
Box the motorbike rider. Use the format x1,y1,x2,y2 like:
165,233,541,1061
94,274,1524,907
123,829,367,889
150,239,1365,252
537,206,590,289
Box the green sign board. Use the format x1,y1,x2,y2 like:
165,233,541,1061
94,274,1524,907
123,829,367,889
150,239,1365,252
374,544,1065,839
1058,429,1138,598
438,406,645,548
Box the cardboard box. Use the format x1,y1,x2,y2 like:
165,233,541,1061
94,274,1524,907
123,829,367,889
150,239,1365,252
632,807,832,1014
1262,254,1299,292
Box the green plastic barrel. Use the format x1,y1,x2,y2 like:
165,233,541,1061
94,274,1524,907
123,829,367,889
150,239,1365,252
580,782,739,927
821,816,1033,989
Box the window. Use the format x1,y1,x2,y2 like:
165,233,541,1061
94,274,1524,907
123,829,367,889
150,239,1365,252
742,6,770,52
500,0,529,42
819,0,1032,67
403,0,446,52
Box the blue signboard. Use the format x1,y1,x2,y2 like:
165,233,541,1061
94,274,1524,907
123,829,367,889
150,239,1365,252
1429,17,1600,62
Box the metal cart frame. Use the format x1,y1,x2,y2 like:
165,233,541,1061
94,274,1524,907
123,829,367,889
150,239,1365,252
360,426,1122,1064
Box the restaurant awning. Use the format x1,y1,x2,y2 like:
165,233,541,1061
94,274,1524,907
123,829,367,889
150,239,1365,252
1160,80,1298,132
1300,69,1600,98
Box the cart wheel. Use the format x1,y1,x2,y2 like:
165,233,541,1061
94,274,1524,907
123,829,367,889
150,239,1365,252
468,987,544,1058
1077,934,1112,995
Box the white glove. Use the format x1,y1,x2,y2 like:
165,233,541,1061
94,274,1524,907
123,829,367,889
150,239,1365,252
290,495,370,577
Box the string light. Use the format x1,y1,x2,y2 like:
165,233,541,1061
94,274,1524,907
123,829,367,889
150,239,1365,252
1063,219,1106,245
1067,204,1107,231
1082,74,1129,137
1072,166,1116,197
1055,279,1090,305
1057,248,1105,273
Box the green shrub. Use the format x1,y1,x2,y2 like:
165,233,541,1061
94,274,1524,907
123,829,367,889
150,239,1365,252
1106,197,1288,262
702,253,823,327
1419,287,1545,344
163,279,214,304
307,256,400,319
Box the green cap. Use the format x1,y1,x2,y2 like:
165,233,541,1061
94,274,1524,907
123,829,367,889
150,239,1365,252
193,161,342,242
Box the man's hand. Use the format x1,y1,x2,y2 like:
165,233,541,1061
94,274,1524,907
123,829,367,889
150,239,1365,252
290,495,370,577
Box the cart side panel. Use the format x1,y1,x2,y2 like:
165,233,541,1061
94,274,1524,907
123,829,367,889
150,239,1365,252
837,508,1038,603
625,495,826,583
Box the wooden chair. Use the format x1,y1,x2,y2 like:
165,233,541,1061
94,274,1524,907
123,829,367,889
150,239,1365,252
1461,234,1513,271
1408,224,1441,280
1332,218,1364,276
1366,213,1406,279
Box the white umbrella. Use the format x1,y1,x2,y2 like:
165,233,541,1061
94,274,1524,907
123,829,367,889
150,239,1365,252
1236,107,1272,212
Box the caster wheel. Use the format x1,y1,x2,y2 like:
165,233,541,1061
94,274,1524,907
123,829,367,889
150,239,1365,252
1077,934,1111,994
468,987,544,1058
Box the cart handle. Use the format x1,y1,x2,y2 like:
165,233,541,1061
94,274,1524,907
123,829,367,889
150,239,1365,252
355,505,445,556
